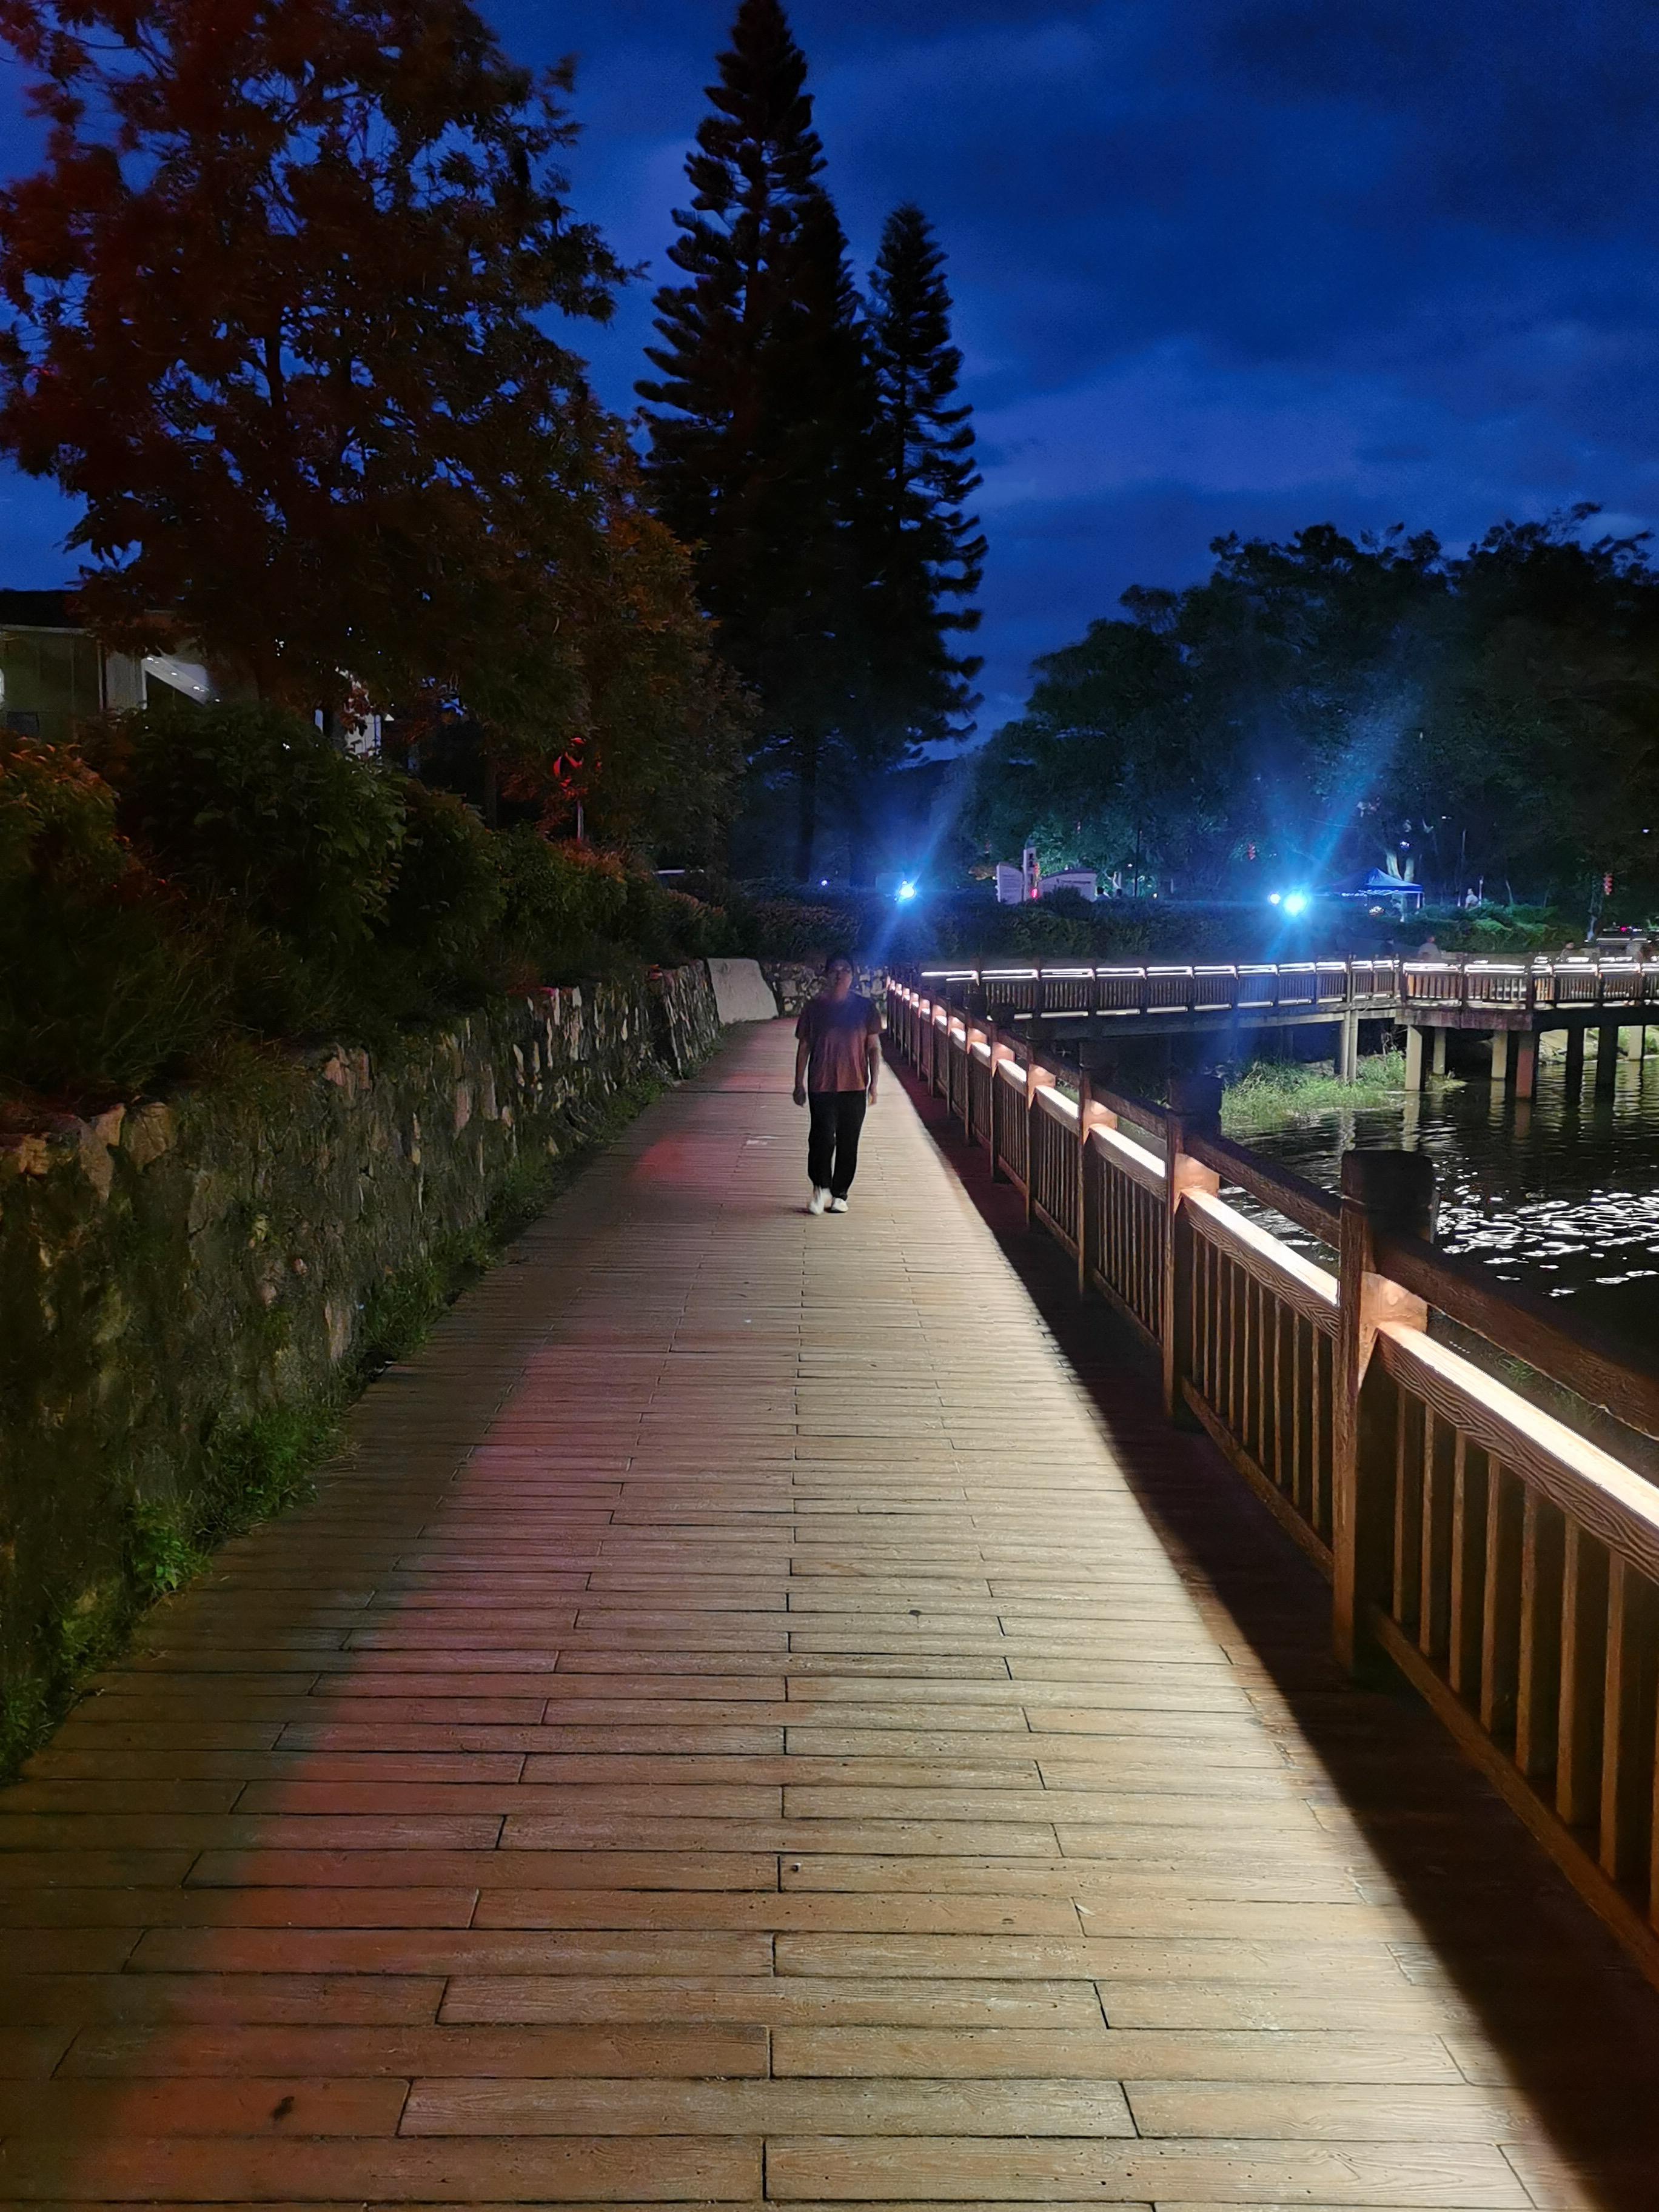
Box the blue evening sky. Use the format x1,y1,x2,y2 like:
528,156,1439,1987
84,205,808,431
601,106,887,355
4,0,1659,728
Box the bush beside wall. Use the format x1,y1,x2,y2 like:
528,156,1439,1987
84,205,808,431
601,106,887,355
0,963,720,1770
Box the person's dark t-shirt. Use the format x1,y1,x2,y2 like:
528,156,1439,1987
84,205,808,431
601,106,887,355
797,991,879,1094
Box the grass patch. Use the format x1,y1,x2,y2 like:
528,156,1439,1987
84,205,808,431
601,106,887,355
0,1400,345,1782
1222,1050,1425,1134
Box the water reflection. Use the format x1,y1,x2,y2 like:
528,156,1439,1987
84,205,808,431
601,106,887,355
1238,1056,1659,1363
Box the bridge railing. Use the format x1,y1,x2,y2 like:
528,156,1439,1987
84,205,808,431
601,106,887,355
886,975,1659,1993
1393,956,1659,1016
919,956,1659,1024
928,958,1398,1022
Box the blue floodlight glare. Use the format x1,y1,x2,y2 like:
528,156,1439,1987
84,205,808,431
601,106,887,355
896,879,918,903
1282,891,1309,917
1267,891,1282,906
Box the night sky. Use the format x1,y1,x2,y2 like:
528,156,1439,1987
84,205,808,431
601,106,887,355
4,0,1659,726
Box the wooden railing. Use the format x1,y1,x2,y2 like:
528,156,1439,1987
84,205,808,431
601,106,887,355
886,977,1659,1990
916,956,1659,1022
1403,958,1659,1013
919,959,1397,1021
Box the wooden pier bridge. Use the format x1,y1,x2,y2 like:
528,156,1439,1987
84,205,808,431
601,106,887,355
919,954,1659,1096
5,1011,1659,2209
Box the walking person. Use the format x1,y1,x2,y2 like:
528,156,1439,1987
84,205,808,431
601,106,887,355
794,956,881,1215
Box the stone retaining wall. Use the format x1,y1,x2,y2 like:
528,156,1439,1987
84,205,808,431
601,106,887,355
0,964,720,1748
760,962,888,1016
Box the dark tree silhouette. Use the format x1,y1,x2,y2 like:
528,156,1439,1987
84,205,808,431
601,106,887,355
0,0,745,849
973,511,1659,906
0,0,608,707
639,0,871,879
864,204,985,757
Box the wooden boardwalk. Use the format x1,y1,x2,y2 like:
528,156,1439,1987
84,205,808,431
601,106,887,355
5,1016,1659,2209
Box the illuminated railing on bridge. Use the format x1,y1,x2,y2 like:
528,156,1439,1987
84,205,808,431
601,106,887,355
887,976,1659,1995
920,956,1659,1022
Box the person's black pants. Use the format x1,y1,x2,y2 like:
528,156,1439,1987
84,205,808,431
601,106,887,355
808,1090,867,1197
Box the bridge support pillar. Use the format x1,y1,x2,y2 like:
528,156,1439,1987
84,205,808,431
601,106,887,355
1336,1012,1360,1084
1596,1024,1620,1093
1404,1026,1426,1092
1512,1031,1537,1102
1333,1150,1438,1677
1432,1028,1447,1077
1490,1030,1510,1086
1565,1025,1585,1099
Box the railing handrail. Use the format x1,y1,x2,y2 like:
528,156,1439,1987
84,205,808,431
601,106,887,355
892,974,1659,1443
1088,1119,1165,1195
1187,1128,1344,1246
1373,1227,1659,1446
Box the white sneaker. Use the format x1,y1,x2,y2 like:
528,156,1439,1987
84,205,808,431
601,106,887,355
808,1188,828,1215
827,1195,849,1213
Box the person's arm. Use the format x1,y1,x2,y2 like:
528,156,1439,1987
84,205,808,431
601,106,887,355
865,1014,882,1101
794,1034,811,1106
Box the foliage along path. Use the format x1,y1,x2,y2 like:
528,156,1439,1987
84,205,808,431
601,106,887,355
4,1019,1659,2208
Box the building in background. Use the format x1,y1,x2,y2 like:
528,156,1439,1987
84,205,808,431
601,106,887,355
996,845,1098,904
0,590,219,742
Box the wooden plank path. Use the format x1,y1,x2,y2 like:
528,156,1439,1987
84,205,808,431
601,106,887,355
4,1016,1659,2210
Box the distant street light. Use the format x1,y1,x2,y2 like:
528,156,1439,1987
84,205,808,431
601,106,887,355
896,879,918,903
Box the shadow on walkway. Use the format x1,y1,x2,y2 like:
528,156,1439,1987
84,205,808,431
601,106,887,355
900,1053,1659,2211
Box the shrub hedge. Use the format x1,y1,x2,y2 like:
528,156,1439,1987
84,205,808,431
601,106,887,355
1,705,748,1110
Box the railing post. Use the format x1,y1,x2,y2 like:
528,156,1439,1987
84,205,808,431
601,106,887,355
1076,1074,1113,1298
962,1022,984,1139
988,1025,1011,1180
1025,1053,1055,1230
1161,1073,1222,1422
1332,1150,1437,1675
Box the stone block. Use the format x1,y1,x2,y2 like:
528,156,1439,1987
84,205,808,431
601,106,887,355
708,958,780,1023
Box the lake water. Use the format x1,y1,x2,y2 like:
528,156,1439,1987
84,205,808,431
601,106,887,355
1236,1056,1659,1366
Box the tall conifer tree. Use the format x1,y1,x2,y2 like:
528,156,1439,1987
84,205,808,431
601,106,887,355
863,205,986,762
639,0,870,877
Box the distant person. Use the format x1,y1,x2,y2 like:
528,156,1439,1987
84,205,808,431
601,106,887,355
793,956,881,1215
1416,936,1442,962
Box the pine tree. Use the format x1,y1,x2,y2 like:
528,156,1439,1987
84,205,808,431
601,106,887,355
638,0,871,879
863,204,986,761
